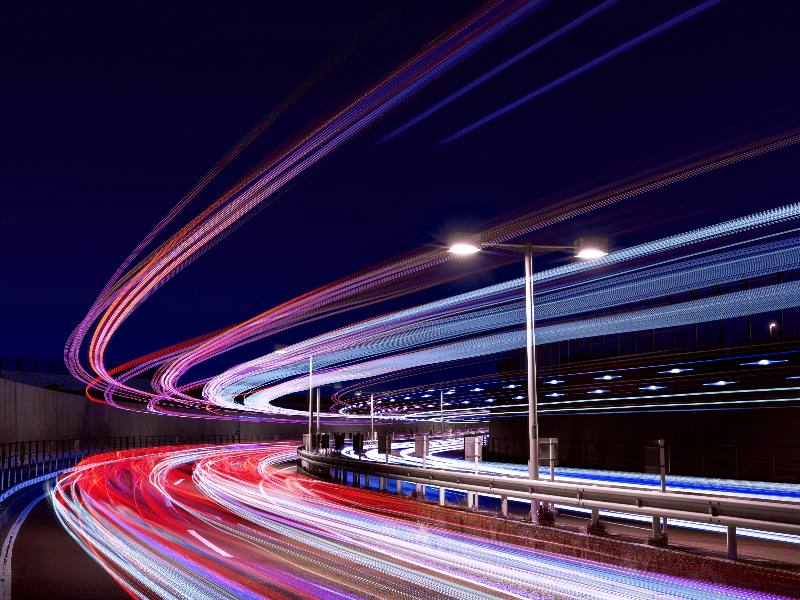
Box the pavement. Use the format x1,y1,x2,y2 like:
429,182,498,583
1,486,128,600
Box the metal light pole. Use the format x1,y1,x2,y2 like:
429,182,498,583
316,387,320,439
447,233,608,483
308,356,313,441
440,390,444,431
523,243,539,480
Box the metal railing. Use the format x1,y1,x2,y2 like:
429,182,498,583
297,449,800,541
0,433,295,492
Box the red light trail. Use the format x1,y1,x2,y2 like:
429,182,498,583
51,444,790,599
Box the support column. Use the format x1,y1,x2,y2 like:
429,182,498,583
727,525,737,559
501,495,508,517
652,516,660,539
439,486,445,506
591,507,600,528
379,477,385,491
396,478,402,494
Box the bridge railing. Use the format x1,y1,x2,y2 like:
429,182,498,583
297,448,800,559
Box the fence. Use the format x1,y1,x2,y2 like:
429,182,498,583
484,438,800,483
0,433,298,492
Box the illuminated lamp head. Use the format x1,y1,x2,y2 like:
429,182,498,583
574,236,609,259
447,232,481,255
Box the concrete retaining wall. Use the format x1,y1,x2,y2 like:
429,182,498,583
0,378,305,443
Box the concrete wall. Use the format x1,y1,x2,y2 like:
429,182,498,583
0,378,454,443
0,368,152,393
0,378,305,443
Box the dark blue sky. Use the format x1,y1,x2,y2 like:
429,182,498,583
2,0,799,383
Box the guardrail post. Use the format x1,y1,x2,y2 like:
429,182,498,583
439,486,445,506
530,499,539,520
591,507,600,528
501,495,508,517
727,525,737,559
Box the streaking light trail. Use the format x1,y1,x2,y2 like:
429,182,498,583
438,0,724,145
51,444,792,599
64,0,800,423
375,0,622,144
206,216,800,413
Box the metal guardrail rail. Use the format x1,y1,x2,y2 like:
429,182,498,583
297,449,800,540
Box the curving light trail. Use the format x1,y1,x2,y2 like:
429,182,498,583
65,0,554,413
438,0,724,145
65,0,800,421
51,444,791,599
68,120,800,418
375,0,623,145
206,215,800,413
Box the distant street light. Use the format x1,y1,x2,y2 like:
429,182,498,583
447,232,608,483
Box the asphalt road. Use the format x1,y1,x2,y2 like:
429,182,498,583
3,447,797,599
7,493,128,600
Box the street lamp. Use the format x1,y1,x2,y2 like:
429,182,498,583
447,232,608,481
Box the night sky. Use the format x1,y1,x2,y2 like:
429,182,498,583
2,0,800,384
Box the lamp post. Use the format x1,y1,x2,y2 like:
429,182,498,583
440,390,444,431
308,356,313,444
447,233,608,481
